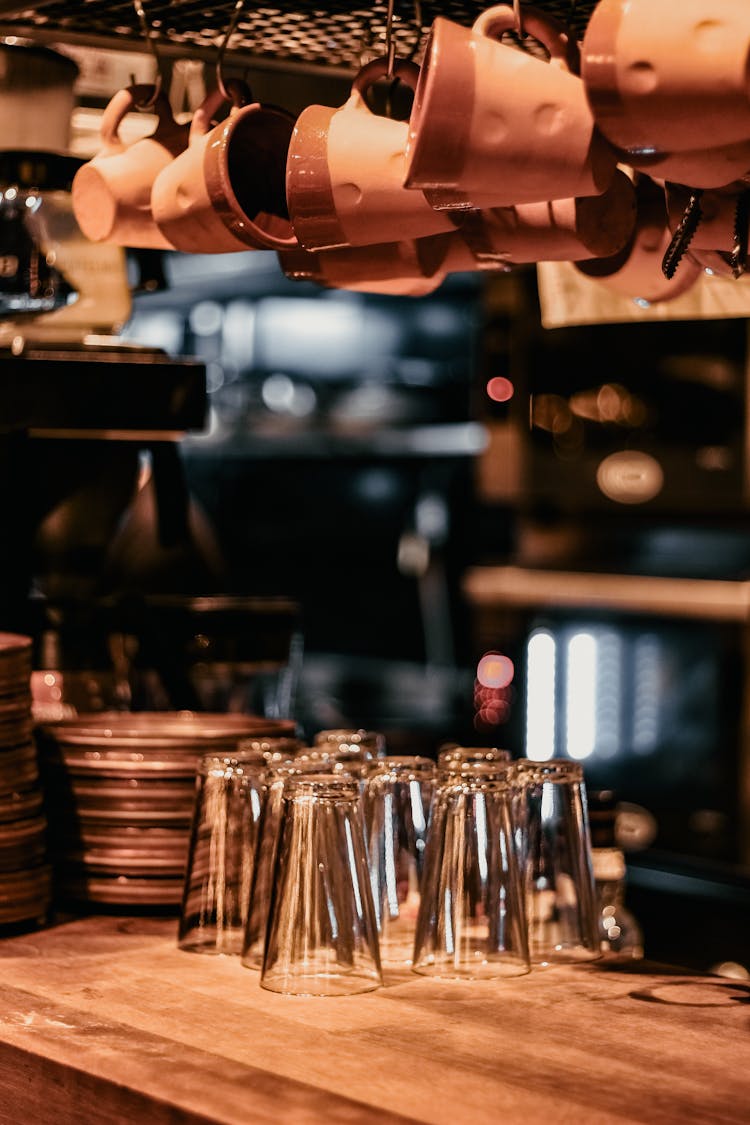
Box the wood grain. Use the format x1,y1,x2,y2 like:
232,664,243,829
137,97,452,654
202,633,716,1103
0,916,746,1124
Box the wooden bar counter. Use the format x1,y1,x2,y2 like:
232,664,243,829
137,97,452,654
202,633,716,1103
0,914,746,1124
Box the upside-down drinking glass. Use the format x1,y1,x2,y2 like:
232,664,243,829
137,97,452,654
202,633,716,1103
178,750,267,955
412,760,529,979
515,758,601,965
363,756,436,966
260,772,382,996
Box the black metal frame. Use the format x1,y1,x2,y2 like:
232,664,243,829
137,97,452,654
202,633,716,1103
0,0,597,74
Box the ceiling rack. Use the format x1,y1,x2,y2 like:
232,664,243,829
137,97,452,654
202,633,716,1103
0,0,598,75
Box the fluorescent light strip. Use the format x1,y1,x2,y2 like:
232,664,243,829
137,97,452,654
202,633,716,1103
526,630,556,761
566,632,597,760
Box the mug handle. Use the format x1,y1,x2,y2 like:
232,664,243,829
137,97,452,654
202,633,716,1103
98,82,184,155
472,3,580,74
98,85,147,155
146,88,190,150
350,55,421,108
187,79,253,145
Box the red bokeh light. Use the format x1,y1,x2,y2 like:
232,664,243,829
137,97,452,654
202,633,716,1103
476,652,514,689
486,376,514,403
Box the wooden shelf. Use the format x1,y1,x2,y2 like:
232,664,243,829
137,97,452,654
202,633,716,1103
463,565,750,622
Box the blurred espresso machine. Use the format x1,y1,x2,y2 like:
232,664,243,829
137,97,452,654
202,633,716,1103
0,40,222,708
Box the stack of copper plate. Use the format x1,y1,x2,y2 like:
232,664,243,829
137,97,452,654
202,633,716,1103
36,711,295,908
0,633,51,925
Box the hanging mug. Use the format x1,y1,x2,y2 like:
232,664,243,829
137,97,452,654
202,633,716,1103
278,230,475,296
666,183,750,277
622,140,750,192
456,169,637,268
151,80,297,253
575,176,702,303
582,0,750,158
72,84,189,249
403,4,617,209
286,57,459,252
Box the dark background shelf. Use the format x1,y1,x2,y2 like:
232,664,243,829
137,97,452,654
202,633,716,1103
0,348,206,435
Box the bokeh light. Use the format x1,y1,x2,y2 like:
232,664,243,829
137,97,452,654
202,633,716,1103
486,376,514,403
476,652,514,689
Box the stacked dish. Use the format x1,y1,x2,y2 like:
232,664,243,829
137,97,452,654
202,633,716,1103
0,633,51,925
36,711,295,907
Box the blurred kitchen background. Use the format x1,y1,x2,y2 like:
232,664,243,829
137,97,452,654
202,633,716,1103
114,228,750,975
3,38,750,971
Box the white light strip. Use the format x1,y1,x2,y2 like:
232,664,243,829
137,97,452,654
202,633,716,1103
566,632,597,760
596,630,622,760
526,630,556,761
632,633,661,755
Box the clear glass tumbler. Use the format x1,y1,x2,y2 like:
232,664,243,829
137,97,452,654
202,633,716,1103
260,772,382,996
241,755,350,969
177,751,267,955
363,756,436,967
515,758,601,965
412,760,529,980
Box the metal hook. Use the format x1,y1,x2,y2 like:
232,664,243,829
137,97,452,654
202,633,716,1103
404,0,423,63
386,0,422,105
131,0,164,110
662,190,703,280
513,0,526,40
216,0,246,102
729,189,750,279
385,0,397,79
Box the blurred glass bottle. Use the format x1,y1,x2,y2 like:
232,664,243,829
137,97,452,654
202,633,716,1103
589,789,644,960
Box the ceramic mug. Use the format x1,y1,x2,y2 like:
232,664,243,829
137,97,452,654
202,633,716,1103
582,0,750,158
665,183,750,277
630,141,750,192
286,57,459,252
666,184,744,252
456,169,637,268
403,4,617,210
151,81,297,253
575,175,702,303
72,84,188,249
278,230,476,296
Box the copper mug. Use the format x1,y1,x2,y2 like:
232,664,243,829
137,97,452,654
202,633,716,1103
286,57,458,252
151,81,297,254
403,4,617,211
72,84,188,249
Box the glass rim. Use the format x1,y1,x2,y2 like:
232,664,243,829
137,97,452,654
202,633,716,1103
237,736,302,756
437,760,515,785
514,758,584,782
313,727,384,750
282,772,361,797
292,747,364,764
365,755,435,777
267,757,355,777
438,746,512,765
197,750,267,776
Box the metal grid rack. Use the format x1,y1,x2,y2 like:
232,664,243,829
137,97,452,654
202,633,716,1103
0,0,598,73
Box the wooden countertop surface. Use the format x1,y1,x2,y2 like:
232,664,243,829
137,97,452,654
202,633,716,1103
0,914,746,1125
